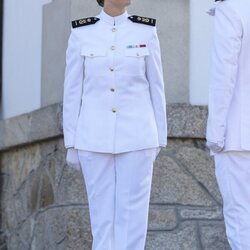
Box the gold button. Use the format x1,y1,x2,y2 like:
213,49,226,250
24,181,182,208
112,108,116,113
111,46,116,51
109,67,114,72
110,88,115,92
112,28,116,32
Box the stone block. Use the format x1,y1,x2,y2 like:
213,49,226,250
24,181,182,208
175,145,222,204
148,206,178,231
199,222,231,250
168,104,207,138
146,221,198,250
64,207,92,249
179,207,223,220
0,115,30,148
1,144,41,191
14,178,33,225
0,103,63,151
0,124,231,250
1,188,17,233
151,148,215,206
32,206,91,250
7,217,35,250
39,139,88,205
31,168,41,213
32,207,69,250
0,232,7,250
1,169,33,231
29,104,63,141
0,103,210,151
37,168,55,209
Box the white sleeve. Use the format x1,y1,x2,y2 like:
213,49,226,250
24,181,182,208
63,30,84,149
206,3,242,144
146,28,167,147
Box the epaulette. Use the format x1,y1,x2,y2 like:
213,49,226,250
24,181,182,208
128,15,156,27
72,17,100,29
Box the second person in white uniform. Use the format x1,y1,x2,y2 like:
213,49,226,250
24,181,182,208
206,0,250,249
63,0,167,249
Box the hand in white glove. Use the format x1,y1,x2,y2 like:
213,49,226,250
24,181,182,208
66,148,81,170
206,141,224,154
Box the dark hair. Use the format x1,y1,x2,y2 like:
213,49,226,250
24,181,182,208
97,0,104,7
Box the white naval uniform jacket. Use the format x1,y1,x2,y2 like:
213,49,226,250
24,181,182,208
63,10,167,153
206,0,250,151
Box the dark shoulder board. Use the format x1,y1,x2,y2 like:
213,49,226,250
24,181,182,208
72,17,100,29
128,15,156,26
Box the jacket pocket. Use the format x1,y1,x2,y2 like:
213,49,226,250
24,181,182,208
125,47,150,57
80,48,107,58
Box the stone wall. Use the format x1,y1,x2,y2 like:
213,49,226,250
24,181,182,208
0,104,230,250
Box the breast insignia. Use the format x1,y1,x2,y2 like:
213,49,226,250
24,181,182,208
72,17,100,29
128,15,156,26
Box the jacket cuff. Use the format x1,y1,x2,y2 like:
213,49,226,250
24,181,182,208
64,137,75,149
206,140,224,153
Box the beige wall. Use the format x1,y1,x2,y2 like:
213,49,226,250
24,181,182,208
71,0,189,103
189,0,214,105
41,0,71,107
2,0,51,119
2,0,216,119
41,0,190,106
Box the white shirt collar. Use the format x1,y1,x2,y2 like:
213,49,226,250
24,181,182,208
99,10,129,26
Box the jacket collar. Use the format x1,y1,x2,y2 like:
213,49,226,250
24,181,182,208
99,10,129,26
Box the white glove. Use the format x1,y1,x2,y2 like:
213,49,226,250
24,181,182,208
66,148,81,170
206,141,224,154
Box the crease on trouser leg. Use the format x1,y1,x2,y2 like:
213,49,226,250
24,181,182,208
113,148,156,250
78,151,116,250
215,152,250,250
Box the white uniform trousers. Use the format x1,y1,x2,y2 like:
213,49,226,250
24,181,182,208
78,148,158,250
214,152,250,250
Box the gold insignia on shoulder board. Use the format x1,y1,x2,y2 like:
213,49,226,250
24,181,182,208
79,19,87,25
128,15,156,26
72,17,100,28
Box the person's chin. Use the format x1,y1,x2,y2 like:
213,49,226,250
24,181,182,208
125,0,132,6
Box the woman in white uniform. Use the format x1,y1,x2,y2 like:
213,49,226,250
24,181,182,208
206,0,250,249
63,0,167,249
